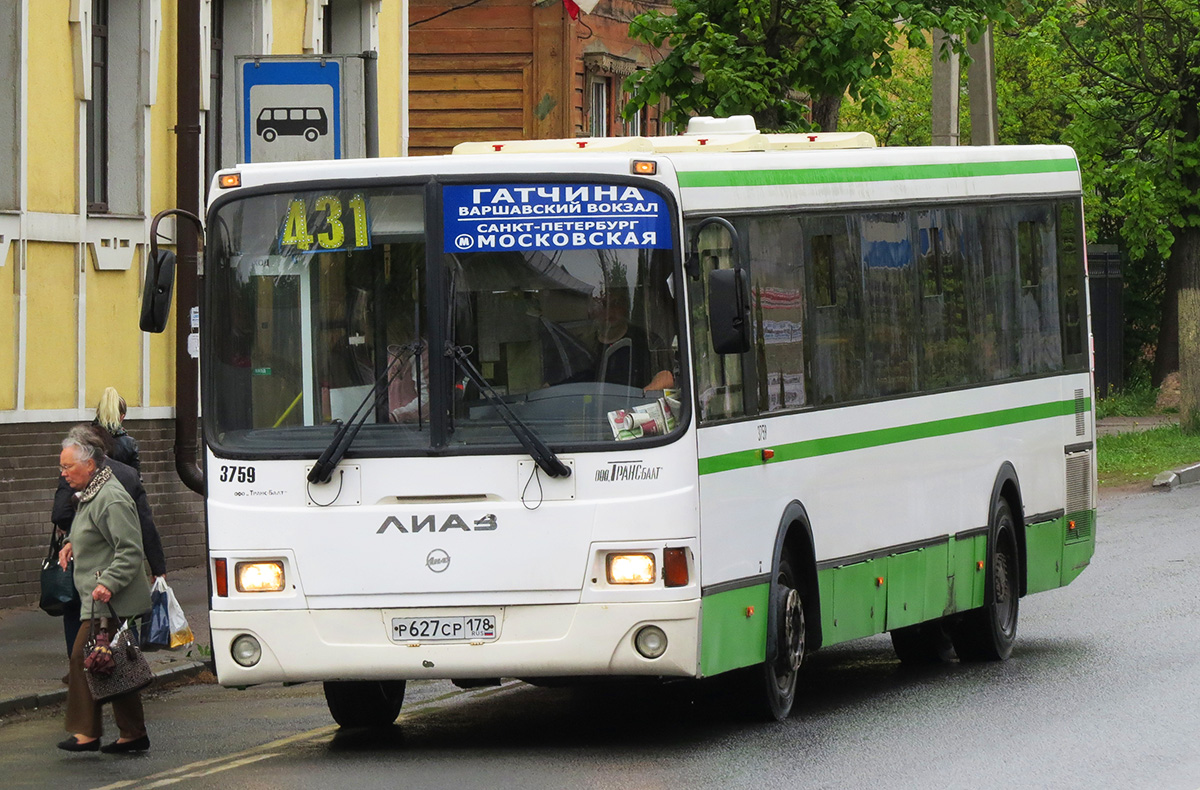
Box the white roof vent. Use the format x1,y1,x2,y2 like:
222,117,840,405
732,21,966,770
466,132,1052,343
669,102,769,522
685,115,759,135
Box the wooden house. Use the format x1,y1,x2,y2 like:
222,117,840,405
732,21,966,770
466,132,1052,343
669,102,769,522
408,0,671,155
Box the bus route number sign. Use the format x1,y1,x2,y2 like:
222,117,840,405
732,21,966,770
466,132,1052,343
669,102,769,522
277,193,370,254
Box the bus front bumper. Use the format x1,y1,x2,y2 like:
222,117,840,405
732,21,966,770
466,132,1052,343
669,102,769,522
211,600,701,686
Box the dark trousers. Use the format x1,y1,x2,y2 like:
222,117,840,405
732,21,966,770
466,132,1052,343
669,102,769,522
62,597,82,657
64,618,147,739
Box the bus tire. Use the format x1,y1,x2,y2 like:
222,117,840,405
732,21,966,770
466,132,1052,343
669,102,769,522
305,128,320,142
754,551,805,721
890,620,953,665
951,498,1020,661
323,680,407,728
262,128,276,143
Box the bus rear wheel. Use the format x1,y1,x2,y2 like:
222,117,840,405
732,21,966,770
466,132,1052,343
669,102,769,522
323,680,407,728
753,552,805,721
951,498,1019,661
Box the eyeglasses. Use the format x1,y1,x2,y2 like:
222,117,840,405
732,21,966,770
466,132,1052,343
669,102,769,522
58,461,88,473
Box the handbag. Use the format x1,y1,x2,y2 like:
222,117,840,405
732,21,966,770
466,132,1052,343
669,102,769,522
39,527,78,617
84,604,154,704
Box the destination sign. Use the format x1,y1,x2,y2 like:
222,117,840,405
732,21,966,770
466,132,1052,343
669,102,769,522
443,183,672,253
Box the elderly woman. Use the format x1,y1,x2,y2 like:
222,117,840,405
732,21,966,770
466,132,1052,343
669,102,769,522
55,435,152,754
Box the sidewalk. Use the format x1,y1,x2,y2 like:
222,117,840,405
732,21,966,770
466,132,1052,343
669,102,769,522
1095,414,1180,436
0,564,211,717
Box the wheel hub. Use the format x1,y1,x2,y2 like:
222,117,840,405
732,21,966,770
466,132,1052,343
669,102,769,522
781,587,804,672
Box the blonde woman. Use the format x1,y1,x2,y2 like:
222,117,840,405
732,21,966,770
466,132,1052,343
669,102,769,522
94,387,140,472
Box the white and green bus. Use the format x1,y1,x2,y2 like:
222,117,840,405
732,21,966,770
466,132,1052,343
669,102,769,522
188,116,1094,725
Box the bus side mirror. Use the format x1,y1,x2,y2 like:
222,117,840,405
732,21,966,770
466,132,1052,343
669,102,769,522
708,267,751,354
140,248,176,333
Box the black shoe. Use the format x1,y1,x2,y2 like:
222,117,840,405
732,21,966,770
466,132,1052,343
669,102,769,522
57,736,100,752
100,735,150,754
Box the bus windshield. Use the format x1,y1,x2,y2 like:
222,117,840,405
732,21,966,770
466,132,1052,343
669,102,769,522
205,182,684,456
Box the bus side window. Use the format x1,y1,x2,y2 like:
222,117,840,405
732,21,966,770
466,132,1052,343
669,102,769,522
1057,200,1087,367
745,215,808,413
688,221,745,422
804,215,865,405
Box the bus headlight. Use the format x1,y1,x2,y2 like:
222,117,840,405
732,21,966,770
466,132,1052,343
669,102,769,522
235,561,285,592
231,634,262,667
634,626,668,659
607,553,656,584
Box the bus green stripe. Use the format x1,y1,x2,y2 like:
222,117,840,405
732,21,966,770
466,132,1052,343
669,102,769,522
697,397,1090,476
676,158,1079,190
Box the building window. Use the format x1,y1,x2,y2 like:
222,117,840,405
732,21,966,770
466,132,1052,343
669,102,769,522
0,2,20,210
322,0,333,54
87,0,110,212
589,78,610,138
624,99,645,137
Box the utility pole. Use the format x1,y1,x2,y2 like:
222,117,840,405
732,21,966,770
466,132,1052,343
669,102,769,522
931,25,999,146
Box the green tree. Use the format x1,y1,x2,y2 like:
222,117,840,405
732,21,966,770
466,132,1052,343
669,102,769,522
1054,0,1200,428
624,0,1013,132
839,42,933,146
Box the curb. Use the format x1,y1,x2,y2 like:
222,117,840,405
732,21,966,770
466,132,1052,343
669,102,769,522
1152,462,1200,491
0,660,211,718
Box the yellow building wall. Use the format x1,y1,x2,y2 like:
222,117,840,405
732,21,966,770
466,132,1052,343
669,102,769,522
148,1,178,408
25,243,77,409
274,3,307,52
378,1,402,157
149,283,177,408
85,254,143,408
27,1,78,215
0,247,15,410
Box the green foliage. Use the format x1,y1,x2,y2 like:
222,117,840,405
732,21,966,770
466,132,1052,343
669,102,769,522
1055,0,1200,262
1095,371,1158,418
624,0,1013,131
1097,424,1200,487
839,43,932,145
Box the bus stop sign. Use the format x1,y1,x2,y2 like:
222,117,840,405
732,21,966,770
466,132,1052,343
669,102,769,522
239,57,345,163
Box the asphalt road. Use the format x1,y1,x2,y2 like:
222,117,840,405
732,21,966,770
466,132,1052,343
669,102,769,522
3,485,1199,790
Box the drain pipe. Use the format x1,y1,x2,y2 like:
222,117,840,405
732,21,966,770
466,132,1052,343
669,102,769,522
174,0,204,495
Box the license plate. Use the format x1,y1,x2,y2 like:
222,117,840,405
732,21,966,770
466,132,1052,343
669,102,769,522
390,614,498,643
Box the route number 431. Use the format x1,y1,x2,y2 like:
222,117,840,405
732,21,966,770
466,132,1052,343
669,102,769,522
280,193,370,253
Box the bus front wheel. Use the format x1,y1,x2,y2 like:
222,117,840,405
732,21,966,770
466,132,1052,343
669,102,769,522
262,128,276,143
950,498,1019,661
754,551,805,720
323,680,407,728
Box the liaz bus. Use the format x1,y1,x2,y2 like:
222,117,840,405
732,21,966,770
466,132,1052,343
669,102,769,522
157,115,1095,725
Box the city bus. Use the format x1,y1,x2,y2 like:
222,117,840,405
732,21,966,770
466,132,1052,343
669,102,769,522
184,116,1095,725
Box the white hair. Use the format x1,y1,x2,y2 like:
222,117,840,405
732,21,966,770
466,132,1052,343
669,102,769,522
61,437,102,464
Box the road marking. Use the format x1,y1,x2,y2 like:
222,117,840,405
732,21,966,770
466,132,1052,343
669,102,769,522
91,681,525,790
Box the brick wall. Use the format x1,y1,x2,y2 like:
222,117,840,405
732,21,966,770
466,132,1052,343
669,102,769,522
0,419,205,609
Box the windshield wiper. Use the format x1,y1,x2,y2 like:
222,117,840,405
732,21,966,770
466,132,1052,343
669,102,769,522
446,343,572,479
307,342,421,484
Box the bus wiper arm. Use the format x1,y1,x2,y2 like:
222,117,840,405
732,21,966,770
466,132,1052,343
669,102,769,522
307,342,421,485
446,343,572,479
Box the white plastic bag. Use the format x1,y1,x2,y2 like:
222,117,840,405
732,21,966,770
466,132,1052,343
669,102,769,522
165,581,194,649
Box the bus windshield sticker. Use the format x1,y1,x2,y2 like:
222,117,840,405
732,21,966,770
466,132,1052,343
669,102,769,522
443,183,672,253
276,192,371,254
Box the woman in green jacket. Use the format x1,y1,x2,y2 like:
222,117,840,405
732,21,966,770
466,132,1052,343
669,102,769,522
55,436,153,754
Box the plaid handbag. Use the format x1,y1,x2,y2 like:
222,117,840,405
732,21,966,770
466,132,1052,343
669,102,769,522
84,603,154,704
